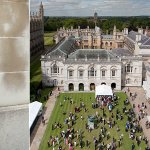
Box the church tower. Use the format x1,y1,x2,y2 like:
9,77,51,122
113,25,117,40
94,12,98,27
39,2,44,33
39,2,44,21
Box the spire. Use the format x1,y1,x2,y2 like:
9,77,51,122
113,25,116,31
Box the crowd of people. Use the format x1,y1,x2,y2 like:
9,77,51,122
45,89,150,150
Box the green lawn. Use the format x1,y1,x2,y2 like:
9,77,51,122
39,92,147,150
30,53,52,104
44,32,56,46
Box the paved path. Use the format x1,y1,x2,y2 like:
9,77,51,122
30,87,63,150
123,87,150,146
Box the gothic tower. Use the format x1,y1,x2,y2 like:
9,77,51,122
113,25,117,40
94,12,98,27
39,2,44,34
39,2,44,20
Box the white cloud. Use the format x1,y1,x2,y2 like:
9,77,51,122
30,0,150,16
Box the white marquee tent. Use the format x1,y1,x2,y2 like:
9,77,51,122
29,101,42,129
95,84,113,97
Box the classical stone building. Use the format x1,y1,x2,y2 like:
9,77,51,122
30,2,44,56
41,36,143,91
55,25,124,50
55,26,150,57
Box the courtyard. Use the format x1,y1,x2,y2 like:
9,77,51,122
39,92,147,150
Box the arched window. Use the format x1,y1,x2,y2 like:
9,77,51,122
110,42,112,46
105,42,108,47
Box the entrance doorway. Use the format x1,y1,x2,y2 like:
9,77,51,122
111,83,116,89
79,83,84,91
90,83,95,91
101,82,106,85
68,83,74,91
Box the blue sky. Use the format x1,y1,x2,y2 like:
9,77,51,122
30,0,150,16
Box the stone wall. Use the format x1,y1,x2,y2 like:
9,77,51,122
0,0,29,149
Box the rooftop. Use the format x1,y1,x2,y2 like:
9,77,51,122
127,31,150,49
68,49,116,60
111,48,133,57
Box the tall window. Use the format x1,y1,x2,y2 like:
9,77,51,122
79,70,84,78
112,70,116,77
88,67,95,77
69,70,73,77
127,64,130,72
126,78,131,84
102,70,105,77
52,64,59,74
110,42,112,46
125,64,132,73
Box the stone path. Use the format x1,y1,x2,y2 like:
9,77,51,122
123,87,150,146
30,87,63,150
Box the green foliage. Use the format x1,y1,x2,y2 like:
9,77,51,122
44,16,150,33
30,54,53,104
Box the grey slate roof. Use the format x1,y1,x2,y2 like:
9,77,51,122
68,49,116,60
127,31,150,49
47,36,77,57
111,48,133,57
102,35,113,39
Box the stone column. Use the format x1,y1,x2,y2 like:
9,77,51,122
0,1,29,149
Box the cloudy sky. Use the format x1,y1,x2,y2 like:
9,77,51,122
30,0,150,16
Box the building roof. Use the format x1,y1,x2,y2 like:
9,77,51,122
47,36,77,57
111,48,133,56
68,49,116,60
127,31,150,49
102,35,113,39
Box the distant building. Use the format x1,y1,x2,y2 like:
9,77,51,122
41,36,143,91
124,27,150,56
55,25,124,50
30,2,44,56
55,26,150,56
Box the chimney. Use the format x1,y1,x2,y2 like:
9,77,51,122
138,28,143,34
136,34,142,42
124,28,128,35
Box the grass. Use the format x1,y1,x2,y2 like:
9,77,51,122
39,92,147,150
30,52,53,104
44,32,56,46
30,31,56,103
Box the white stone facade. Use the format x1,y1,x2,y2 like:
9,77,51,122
41,42,143,92
143,61,150,99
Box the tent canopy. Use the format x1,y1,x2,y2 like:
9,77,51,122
147,116,150,122
95,84,113,97
29,101,42,129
